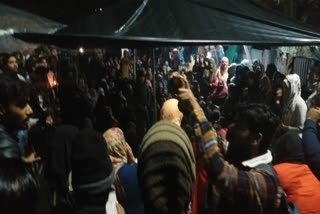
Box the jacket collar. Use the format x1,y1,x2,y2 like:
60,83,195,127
241,150,273,168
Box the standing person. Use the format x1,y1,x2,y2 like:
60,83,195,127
0,74,39,214
103,127,143,214
138,98,196,214
135,70,152,129
71,128,124,214
211,57,228,105
216,57,229,86
175,74,297,214
0,74,39,162
281,74,307,132
254,61,272,104
170,48,180,71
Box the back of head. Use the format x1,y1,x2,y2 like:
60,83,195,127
0,159,38,214
71,128,114,201
237,103,280,154
0,74,29,108
103,127,128,171
138,120,195,214
160,98,183,126
235,65,250,87
272,131,305,165
240,59,251,70
266,63,277,73
283,74,301,98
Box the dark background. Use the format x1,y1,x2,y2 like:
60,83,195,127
0,0,113,23
0,0,319,28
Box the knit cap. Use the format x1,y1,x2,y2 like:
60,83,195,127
138,120,195,214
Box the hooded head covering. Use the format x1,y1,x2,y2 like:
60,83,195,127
103,127,134,172
240,59,251,70
282,74,302,116
160,98,183,126
138,120,195,214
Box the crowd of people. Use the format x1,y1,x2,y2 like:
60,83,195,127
1,45,320,214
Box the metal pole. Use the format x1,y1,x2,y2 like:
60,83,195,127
152,48,157,122
243,45,252,63
133,49,137,80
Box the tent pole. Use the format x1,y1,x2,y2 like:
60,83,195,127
243,45,252,63
133,49,137,80
152,48,157,122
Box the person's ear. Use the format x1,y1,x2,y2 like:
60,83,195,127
251,133,263,156
251,133,263,146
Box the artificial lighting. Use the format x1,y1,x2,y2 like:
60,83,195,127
79,47,84,54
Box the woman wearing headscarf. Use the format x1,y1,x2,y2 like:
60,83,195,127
281,74,307,132
103,128,144,214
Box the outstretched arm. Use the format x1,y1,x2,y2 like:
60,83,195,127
177,75,281,212
303,107,320,181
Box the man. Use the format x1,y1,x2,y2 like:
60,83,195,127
136,70,152,128
176,75,291,213
0,74,38,162
1,54,26,82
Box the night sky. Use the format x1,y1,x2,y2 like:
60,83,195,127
1,0,319,28
0,0,113,24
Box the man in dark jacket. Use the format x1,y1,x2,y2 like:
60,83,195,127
0,74,37,162
0,73,39,214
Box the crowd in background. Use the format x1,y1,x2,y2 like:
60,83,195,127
1,44,320,214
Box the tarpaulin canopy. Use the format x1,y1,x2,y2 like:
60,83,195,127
14,0,320,48
0,3,64,53
0,30,37,53
0,3,63,33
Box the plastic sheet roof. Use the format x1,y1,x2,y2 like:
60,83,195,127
14,0,320,47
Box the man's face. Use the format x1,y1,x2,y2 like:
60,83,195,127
7,56,18,72
36,58,48,69
7,103,33,130
221,58,229,70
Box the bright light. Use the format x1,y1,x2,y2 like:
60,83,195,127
79,47,84,54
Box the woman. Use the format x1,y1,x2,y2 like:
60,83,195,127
281,74,307,132
103,128,144,214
